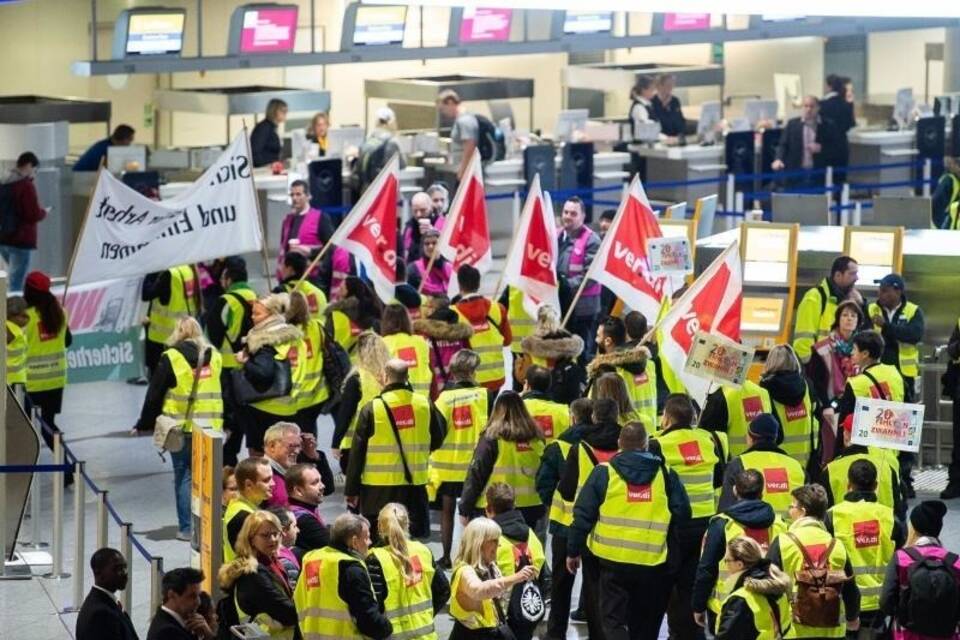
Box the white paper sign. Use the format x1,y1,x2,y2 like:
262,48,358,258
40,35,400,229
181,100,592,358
647,236,693,275
851,397,925,453
683,330,754,388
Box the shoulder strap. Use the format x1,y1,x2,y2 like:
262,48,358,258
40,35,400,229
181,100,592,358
377,397,413,484
183,347,208,424
765,594,785,639
785,531,826,570
860,369,890,401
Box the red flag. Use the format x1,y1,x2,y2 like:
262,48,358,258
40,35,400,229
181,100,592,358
437,149,492,296
658,240,743,402
502,174,560,317
327,154,399,303
584,175,670,322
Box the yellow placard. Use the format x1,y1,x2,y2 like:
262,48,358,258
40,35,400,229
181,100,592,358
741,296,786,333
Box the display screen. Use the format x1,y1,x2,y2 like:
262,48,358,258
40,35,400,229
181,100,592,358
663,13,711,32
744,226,792,284
459,8,512,43
126,12,185,56
238,7,298,53
848,230,897,285
741,296,786,333
354,6,407,46
563,11,613,34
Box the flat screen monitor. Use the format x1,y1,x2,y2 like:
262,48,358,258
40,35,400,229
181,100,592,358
555,109,589,142
871,196,931,229
697,100,722,141
743,225,792,285
326,127,366,158
741,296,787,333
117,9,186,57
459,8,512,43
744,99,779,128
353,6,407,46
894,88,914,127
107,145,148,174
235,5,298,54
663,13,711,31
563,11,613,35
848,229,898,286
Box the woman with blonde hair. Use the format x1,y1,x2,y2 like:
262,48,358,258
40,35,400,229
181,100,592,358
366,503,450,640
450,517,537,639
714,536,792,639
134,315,222,540
331,331,390,471
759,343,819,471
517,304,585,404
459,391,546,527
306,111,330,154
220,510,299,638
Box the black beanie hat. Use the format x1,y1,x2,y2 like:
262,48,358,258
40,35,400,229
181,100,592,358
909,500,948,537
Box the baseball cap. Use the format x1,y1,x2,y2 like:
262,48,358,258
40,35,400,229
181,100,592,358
874,273,905,290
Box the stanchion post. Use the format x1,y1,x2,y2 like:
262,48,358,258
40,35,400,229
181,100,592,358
512,190,521,229
733,192,745,228
840,184,851,227
150,556,164,613
66,460,86,612
96,490,109,550
43,432,69,579
825,166,834,191
854,201,863,226
923,158,932,197
725,173,735,214
28,466,46,549
119,523,133,613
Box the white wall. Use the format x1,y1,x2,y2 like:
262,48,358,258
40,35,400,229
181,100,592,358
868,28,945,103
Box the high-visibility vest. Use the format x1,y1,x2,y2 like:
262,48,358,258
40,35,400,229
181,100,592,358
707,512,788,614
739,450,806,520
719,381,773,457
450,564,499,630
222,496,257,562
25,307,67,392
793,279,837,364
475,438,545,510
866,302,921,378
825,451,898,511
653,427,720,518
147,265,198,344
778,522,849,638
161,348,224,432
296,546,368,639
507,287,535,355
6,320,27,385
235,590,294,639
769,386,817,470
284,279,328,324
362,389,431,486
847,363,905,403
292,320,330,411
219,287,257,369
523,396,571,444
948,200,960,230
383,332,433,397
616,365,659,430
431,385,488,483
828,499,895,613
342,368,382,450
251,343,300,417
548,440,575,527
495,528,545,578
368,542,437,640
550,442,617,528
719,583,793,639
454,300,506,386
327,310,362,362
587,463,671,566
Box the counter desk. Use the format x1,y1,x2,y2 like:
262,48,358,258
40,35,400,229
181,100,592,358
847,129,916,196
628,143,726,205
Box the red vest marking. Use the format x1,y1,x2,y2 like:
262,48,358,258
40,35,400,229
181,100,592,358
763,467,789,493
391,405,415,429
533,414,554,438
627,483,652,502
742,396,763,421
678,440,704,465
854,520,881,548
452,405,473,429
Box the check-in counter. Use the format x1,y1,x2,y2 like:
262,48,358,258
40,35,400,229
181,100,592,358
847,129,915,196
628,143,725,204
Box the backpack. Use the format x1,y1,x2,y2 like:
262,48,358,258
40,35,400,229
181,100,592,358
786,532,848,628
475,114,506,162
0,182,19,241
506,542,545,625
318,320,351,413
897,547,960,637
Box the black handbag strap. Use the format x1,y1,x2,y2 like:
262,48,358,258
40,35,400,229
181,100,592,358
183,347,208,424
377,397,413,484
861,369,890,401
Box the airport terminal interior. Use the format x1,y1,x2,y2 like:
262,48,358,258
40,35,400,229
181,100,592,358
5,1,960,639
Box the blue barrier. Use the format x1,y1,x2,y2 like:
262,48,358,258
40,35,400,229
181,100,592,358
0,464,72,473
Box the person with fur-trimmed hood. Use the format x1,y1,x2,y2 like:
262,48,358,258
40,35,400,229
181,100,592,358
714,536,793,640
413,295,473,399
586,316,659,430
518,305,585,405
324,276,382,358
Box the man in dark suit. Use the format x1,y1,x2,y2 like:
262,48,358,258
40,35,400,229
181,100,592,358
146,567,211,640
76,548,139,640
772,95,843,188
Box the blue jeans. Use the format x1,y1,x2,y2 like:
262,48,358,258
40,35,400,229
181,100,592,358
170,438,192,535
0,245,31,293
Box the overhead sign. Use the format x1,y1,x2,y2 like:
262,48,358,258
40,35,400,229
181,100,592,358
683,330,754,388
851,397,924,453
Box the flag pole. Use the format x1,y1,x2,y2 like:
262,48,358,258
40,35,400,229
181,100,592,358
561,274,592,328
62,166,104,302
493,181,542,301
416,251,439,295
241,121,273,290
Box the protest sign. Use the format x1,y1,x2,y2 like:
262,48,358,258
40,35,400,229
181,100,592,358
683,330,754,388
647,236,693,275
851,397,924,453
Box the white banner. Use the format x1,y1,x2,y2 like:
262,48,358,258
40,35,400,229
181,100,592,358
851,397,925,453
69,133,263,286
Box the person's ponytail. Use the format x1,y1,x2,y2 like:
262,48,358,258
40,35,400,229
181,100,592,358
378,503,413,582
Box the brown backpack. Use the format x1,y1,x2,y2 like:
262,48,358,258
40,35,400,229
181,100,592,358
786,532,849,628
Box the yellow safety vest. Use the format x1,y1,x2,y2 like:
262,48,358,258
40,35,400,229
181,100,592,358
25,307,67,392
548,440,575,527
828,499,895,613
450,564,500,630
769,387,817,470
778,521,849,638
550,442,618,528
507,287,535,355
430,384,488,483
867,302,921,378
719,381,773,457
161,348,224,432
368,542,437,640
615,364,658,430
284,279,328,324
6,320,27,385
327,310,362,362
826,451,898,511
296,546,368,639
455,300,506,385
847,363,905,403
523,395,571,444
707,512,788,614
719,583,793,639
948,200,960,230
218,287,257,369
653,427,721,519
587,463,671,566
362,389,431,486
495,528,545,577
793,279,838,364
222,496,258,562
739,450,806,520
475,438,545,510
147,265,198,344
383,332,433,397
342,368,382,450
251,343,300,417
293,320,330,411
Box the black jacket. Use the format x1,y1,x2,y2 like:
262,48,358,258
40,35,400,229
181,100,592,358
135,341,215,432
824,490,906,549
819,450,906,522
518,327,586,405
332,370,364,449
233,563,299,636
329,542,393,639
204,285,254,353
692,499,779,612
290,497,330,558
536,420,593,523
714,562,793,640
458,432,545,520
145,609,193,640
76,587,140,640
818,94,855,167
774,116,843,174
651,94,686,137
872,297,925,383
718,442,803,511
250,119,281,168
556,420,622,503
366,544,451,616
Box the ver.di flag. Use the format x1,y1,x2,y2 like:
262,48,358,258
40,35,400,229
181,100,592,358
502,174,560,318
69,132,262,286
437,149,492,296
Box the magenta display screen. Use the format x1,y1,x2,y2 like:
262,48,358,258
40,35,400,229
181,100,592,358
239,7,298,53
459,8,512,43
663,13,712,32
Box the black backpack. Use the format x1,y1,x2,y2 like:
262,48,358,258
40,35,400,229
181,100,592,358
475,115,506,162
0,182,19,241
898,547,960,637
318,320,351,413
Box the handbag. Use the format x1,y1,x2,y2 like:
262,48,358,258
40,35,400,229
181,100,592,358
154,347,208,459
231,355,292,405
